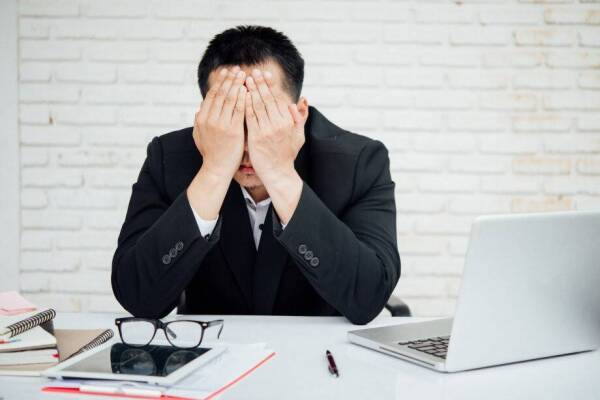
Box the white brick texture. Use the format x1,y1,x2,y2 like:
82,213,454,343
15,0,600,318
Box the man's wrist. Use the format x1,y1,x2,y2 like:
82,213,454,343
261,166,303,225
187,165,231,221
200,160,235,183
258,164,297,188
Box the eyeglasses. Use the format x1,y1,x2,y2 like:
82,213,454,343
114,317,224,349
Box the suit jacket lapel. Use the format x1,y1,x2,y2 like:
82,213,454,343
219,181,256,310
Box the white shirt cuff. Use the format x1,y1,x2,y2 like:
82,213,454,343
191,207,218,237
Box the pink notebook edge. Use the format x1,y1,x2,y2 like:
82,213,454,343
0,291,37,316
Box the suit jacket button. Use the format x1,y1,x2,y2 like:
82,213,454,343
162,255,171,265
169,248,177,258
175,241,184,251
304,250,313,260
298,244,307,254
310,257,320,267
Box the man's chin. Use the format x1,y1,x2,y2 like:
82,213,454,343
233,172,264,189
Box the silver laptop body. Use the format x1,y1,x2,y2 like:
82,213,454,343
348,211,600,372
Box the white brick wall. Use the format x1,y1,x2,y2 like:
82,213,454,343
15,0,600,317
1,0,20,293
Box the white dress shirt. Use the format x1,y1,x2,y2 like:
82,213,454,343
191,185,286,249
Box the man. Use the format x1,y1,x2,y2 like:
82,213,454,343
111,25,400,325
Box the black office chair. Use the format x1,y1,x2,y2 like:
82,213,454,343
385,294,411,317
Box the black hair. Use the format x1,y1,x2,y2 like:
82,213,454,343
197,25,304,102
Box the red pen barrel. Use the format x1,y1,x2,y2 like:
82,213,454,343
326,350,339,377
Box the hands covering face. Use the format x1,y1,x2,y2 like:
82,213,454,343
193,65,305,185
193,66,247,180
244,68,305,184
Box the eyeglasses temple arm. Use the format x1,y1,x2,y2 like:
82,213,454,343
207,320,224,339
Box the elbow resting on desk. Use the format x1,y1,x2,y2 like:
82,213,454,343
111,256,176,319
340,255,401,326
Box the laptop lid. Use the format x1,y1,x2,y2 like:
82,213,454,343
445,211,600,372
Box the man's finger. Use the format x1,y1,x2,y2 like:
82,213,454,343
252,69,282,123
289,103,306,149
244,92,259,134
194,101,202,124
288,103,303,129
246,76,270,131
232,86,247,129
220,69,246,123
208,66,239,122
199,67,228,122
264,70,292,123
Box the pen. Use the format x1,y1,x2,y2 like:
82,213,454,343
326,350,339,377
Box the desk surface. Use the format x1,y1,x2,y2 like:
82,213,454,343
0,313,598,400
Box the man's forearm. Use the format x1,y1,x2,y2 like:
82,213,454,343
272,181,400,325
261,166,303,225
186,166,231,220
113,189,222,319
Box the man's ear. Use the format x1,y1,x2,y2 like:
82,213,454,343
296,96,309,123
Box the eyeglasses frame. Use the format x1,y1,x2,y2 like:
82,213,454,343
114,317,224,349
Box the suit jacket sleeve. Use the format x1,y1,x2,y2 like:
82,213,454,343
111,136,222,318
272,140,400,325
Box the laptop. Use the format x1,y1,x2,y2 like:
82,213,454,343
348,211,600,372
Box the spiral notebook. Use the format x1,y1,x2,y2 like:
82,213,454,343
0,327,114,376
0,309,57,352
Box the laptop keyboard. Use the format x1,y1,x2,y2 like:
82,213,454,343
398,336,450,359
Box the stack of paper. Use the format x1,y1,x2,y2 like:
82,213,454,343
43,343,276,400
0,293,58,374
0,348,58,365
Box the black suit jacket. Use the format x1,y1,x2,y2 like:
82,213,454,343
111,106,400,325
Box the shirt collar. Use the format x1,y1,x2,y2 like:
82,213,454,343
240,185,271,211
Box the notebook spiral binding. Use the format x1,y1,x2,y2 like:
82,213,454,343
5,309,56,338
67,329,114,360
77,329,113,354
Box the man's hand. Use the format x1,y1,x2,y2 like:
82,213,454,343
244,69,304,183
245,68,305,224
187,66,247,221
193,66,247,180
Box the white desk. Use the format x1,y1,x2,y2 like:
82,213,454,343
1,313,598,399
